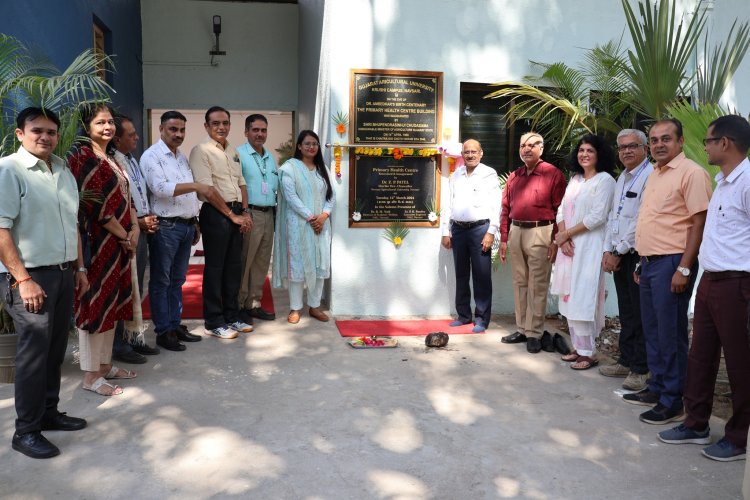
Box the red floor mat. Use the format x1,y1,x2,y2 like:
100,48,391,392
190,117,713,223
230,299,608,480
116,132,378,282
335,319,480,337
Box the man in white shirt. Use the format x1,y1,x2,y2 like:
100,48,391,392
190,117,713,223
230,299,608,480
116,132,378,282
601,129,653,390
658,114,750,462
441,139,500,333
140,111,222,352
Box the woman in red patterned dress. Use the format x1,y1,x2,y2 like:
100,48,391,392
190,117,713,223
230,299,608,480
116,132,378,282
68,104,139,396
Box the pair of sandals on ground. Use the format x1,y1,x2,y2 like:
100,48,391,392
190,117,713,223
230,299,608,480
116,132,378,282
82,365,137,396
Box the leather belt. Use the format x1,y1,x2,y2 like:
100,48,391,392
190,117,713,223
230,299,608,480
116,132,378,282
451,219,489,229
158,216,198,225
248,204,274,213
512,220,554,228
704,270,750,281
27,261,75,272
642,254,677,262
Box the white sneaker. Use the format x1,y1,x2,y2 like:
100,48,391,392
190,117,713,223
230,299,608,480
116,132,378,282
206,325,239,339
228,321,253,333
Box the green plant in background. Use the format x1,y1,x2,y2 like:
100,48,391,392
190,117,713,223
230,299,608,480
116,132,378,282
486,0,750,170
667,101,726,182
0,33,114,158
275,133,294,165
383,221,409,248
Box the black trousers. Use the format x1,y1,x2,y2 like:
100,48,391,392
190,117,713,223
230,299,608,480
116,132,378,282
1,267,74,435
612,252,648,374
451,222,492,327
200,203,242,330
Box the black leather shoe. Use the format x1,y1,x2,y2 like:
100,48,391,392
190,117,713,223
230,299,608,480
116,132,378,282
41,412,87,431
540,331,554,352
12,432,60,459
112,349,147,364
131,343,160,355
501,331,527,344
526,337,542,353
156,331,186,352
176,325,202,342
249,307,276,321
553,333,571,355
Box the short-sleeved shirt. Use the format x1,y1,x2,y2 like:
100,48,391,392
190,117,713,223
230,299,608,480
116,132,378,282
189,138,245,203
0,146,79,271
500,161,567,242
140,139,200,219
635,152,712,256
237,143,278,207
699,158,750,272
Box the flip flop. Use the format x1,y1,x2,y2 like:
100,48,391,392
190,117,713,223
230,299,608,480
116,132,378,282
104,365,137,380
561,351,580,362
571,356,599,370
83,377,123,396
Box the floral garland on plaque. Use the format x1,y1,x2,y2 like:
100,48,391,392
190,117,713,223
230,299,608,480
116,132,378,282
331,111,348,178
354,147,438,158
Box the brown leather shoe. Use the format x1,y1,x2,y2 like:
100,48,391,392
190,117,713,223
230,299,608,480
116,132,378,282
287,310,301,324
309,307,329,322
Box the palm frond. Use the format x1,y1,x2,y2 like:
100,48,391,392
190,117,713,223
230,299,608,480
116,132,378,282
621,0,706,119
666,100,725,183
697,19,750,105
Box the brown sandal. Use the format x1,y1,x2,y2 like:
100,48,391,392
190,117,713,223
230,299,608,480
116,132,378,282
561,351,580,362
571,356,599,370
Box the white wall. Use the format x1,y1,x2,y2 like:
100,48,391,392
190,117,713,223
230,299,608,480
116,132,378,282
141,0,298,111
320,0,750,318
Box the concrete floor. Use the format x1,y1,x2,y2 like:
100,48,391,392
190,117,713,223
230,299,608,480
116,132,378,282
0,284,745,499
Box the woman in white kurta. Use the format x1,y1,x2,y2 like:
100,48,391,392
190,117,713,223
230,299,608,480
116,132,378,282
272,130,335,324
551,134,616,370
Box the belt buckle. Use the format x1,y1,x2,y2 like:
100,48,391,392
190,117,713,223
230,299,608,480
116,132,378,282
58,262,70,271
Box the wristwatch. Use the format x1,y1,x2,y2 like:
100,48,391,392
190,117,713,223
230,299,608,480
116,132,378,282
676,266,691,277
76,267,87,274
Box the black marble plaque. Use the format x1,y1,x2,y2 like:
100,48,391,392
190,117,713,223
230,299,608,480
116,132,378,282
352,70,441,144
352,156,437,224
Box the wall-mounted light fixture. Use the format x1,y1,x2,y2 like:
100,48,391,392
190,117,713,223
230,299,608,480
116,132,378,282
209,15,226,57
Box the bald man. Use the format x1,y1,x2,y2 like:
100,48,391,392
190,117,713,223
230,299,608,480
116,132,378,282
441,139,501,333
499,132,566,353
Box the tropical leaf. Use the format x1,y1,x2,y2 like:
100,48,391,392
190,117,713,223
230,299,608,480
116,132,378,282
620,0,705,119
697,19,750,105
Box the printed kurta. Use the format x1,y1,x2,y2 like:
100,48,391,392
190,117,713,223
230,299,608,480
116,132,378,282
69,144,133,334
272,159,334,290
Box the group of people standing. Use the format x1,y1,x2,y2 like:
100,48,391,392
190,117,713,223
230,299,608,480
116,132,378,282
0,105,334,459
444,116,750,463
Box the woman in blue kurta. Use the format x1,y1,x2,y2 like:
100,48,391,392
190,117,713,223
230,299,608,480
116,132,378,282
272,130,335,324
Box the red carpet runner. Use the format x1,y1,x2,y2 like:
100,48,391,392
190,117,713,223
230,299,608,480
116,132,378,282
335,319,479,337
142,264,274,320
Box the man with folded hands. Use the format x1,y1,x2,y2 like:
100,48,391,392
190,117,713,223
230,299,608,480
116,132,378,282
499,132,567,354
441,139,500,333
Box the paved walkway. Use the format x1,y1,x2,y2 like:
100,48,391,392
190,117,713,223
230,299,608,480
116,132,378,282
0,285,745,499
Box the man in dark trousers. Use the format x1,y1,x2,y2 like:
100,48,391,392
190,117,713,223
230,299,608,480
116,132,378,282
658,114,750,462
0,107,89,458
441,139,500,333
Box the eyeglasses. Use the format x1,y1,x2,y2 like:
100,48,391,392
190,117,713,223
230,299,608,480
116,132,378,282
302,142,319,148
702,136,735,146
462,150,480,156
209,120,230,128
616,143,645,152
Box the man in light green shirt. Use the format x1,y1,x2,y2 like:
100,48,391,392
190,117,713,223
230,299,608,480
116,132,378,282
237,114,279,322
0,107,88,459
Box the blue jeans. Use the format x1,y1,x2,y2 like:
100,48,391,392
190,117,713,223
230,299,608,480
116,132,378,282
639,254,697,410
148,219,195,336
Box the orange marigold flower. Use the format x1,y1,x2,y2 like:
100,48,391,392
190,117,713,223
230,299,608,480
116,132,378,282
393,148,404,160
336,123,346,135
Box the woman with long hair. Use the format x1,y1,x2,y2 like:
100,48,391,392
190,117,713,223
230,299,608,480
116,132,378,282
272,130,334,324
551,134,616,370
68,104,140,395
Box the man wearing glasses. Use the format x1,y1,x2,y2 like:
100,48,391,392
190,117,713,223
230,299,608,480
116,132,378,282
499,132,566,353
625,119,712,425
601,129,652,390
441,139,500,333
189,106,253,340
658,115,750,462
